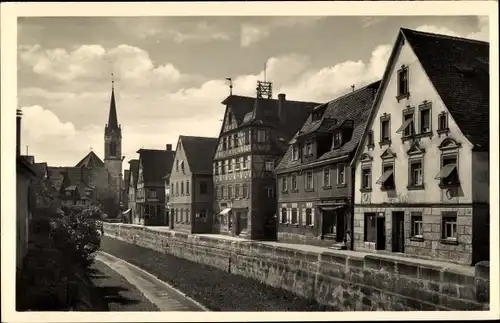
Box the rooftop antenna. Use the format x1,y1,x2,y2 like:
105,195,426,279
264,61,267,82
351,84,355,92
225,77,233,96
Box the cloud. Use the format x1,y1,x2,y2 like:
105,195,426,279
240,17,324,47
18,19,488,166
137,20,233,43
360,17,387,28
18,44,186,87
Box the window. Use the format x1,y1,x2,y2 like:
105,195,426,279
235,157,241,171
420,104,431,133
282,176,288,192
409,160,423,187
337,164,346,185
228,185,233,199
292,174,298,191
244,131,250,145
281,208,287,223
214,162,219,175
291,208,298,224
292,145,299,160
235,184,240,198
181,181,184,195
180,209,184,222
305,208,313,226
333,132,342,149
109,142,117,156
220,186,225,199
257,129,267,143
266,187,274,198
323,168,331,187
186,180,190,195
222,137,227,150
176,160,179,171
377,164,395,190
398,112,414,137
411,212,423,238
228,136,232,149
367,130,374,147
397,66,409,98
215,186,220,200
436,155,459,186
361,167,372,190
305,171,314,190
442,212,457,240
364,213,377,242
180,160,185,172
242,184,248,198
242,156,248,169
438,112,449,132
200,181,208,194
381,119,391,142
234,134,239,148
228,159,232,172
175,182,179,195
149,190,157,199
305,142,313,155
265,160,274,172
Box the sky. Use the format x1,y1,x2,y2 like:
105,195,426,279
17,15,489,167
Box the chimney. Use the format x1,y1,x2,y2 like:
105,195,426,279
166,144,172,151
278,93,286,123
16,109,22,157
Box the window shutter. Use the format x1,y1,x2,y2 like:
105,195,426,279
287,208,291,223
311,207,315,226
301,208,306,226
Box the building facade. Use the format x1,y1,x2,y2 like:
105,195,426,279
351,28,489,265
135,146,175,226
276,81,380,249
213,82,319,240
127,159,139,224
168,136,218,233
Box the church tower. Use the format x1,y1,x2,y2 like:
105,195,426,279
104,75,123,203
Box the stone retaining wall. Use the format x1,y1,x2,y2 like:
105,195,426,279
103,223,490,311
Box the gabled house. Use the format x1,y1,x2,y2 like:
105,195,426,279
127,159,140,224
275,81,380,249
351,28,489,265
213,81,320,240
135,146,175,226
169,136,218,233
59,167,95,207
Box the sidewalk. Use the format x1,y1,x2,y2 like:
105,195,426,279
96,251,208,311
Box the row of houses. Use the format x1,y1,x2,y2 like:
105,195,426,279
123,27,490,266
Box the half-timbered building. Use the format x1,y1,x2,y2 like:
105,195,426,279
213,81,319,240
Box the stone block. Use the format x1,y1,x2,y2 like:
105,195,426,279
422,223,432,232
442,268,475,286
418,265,442,282
475,261,490,280
396,261,419,278
476,278,489,303
347,256,364,269
439,294,484,310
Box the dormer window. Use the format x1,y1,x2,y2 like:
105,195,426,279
292,145,299,161
305,142,313,156
397,65,410,100
333,132,342,149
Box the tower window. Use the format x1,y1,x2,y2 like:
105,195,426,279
110,142,117,156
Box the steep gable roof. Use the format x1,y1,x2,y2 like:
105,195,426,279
48,166,67,191
75,151,105,168
352,28,490,167
276,80,380,171
401,28,489,150
128,159,140,188
137,149,176,184
180,136,218,175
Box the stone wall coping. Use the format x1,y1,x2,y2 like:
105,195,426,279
103,223,478,278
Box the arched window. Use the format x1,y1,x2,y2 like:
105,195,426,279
110,142,117,156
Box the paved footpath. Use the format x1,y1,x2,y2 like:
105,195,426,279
95,251,208,312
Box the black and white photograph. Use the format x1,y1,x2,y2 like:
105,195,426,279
1,1,498,321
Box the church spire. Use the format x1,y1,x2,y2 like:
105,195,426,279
107,73,119,130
